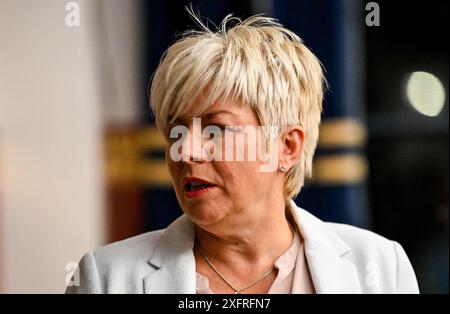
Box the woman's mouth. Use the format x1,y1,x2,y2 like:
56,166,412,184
183,179,216,198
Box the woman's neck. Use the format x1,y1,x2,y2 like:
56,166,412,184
194,203,295,271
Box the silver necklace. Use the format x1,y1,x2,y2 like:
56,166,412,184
196,242,274,294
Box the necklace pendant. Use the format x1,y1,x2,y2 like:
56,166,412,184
234,291,240,294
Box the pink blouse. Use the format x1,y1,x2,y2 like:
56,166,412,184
195,230,315,294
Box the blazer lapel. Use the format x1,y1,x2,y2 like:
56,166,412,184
289,200,362,294
143,201,362,294
143,215,197,294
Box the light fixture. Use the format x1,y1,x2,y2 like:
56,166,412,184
405,71,446,117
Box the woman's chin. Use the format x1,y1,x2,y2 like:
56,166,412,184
183,207,224,227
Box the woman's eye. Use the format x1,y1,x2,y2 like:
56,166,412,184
204,123,225,130
203,123,226,135
201,124,224,139
225,125,244,133
203,123,243,132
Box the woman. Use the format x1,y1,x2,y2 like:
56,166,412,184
66,13,419,294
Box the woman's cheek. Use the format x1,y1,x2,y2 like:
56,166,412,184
220,162,249,190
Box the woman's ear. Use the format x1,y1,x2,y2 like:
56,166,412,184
279,126,304,171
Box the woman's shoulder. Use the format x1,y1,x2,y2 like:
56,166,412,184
323,220,409,263
66,228,167,293
294,203,415,273
291,201,403,257
325,221,394,249
323,222,419,293
324,222,412,271
92,228,166,265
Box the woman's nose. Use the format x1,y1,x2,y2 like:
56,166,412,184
179,122,205,163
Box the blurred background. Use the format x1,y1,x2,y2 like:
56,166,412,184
0,0,447,293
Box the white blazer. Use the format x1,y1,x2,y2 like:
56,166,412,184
66,200,419,294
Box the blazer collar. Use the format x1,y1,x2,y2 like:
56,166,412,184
288,200,362,293
144,215,197,293
144,200,362,294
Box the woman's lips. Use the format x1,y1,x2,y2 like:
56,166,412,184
182,177,215,186
182,177,217,198
184,185,215,198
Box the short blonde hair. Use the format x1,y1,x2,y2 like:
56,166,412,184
150,12,326,200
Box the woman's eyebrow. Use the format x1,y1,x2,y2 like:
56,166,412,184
167,111,237,127
202,110,236,119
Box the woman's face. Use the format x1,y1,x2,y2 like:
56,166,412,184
165,100,284,230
